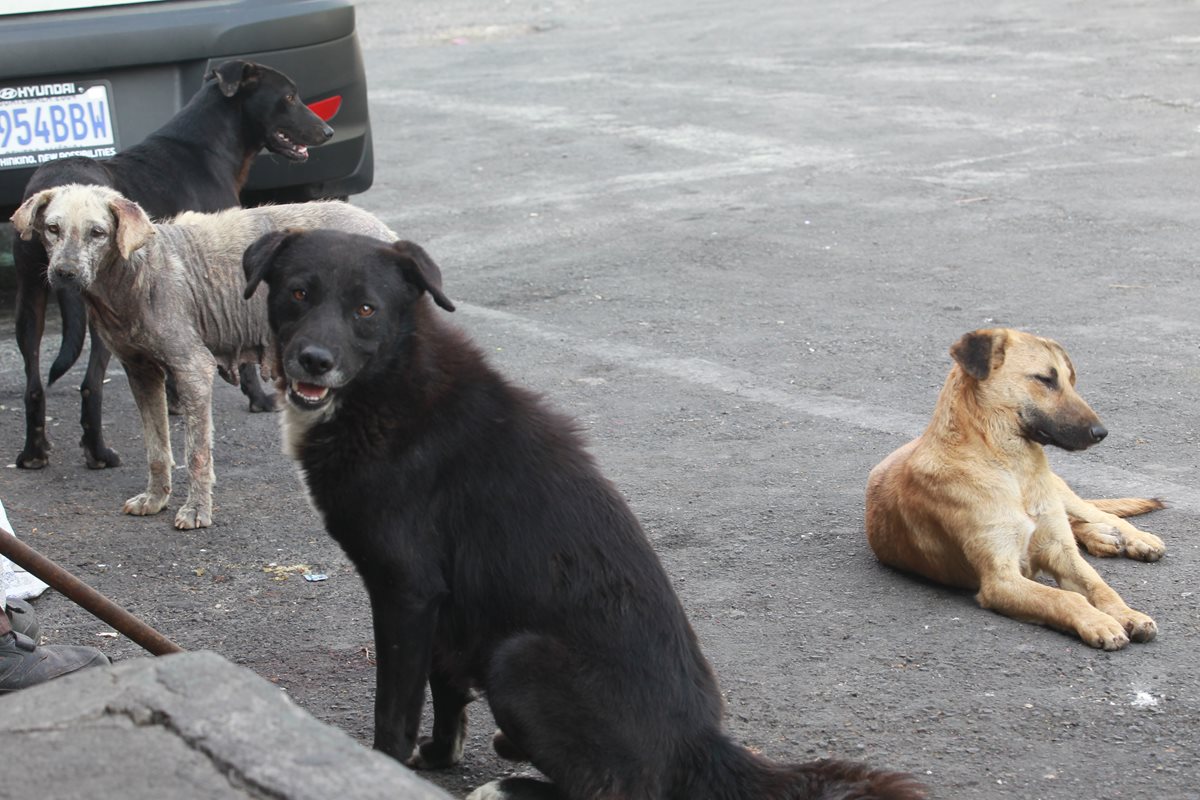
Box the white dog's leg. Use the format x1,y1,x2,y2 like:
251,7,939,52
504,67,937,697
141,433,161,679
174,356,218,530
122,363,173,517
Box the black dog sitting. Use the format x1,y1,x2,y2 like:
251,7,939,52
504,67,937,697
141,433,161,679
243,228,924,800
13,59,333,470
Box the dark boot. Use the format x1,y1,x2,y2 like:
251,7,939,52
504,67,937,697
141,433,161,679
0,630,109,693
5,598,41,641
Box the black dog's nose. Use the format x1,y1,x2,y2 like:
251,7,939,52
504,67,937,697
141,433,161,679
321,124,334,141
1090,424,1108,443
298,344,335,376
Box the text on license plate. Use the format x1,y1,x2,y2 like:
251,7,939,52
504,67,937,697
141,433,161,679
0,84,116,168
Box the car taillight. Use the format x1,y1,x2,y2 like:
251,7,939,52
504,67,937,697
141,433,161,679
306,95,342,122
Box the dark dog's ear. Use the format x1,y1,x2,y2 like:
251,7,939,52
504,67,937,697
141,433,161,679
950,329,1008,381
206,60,260,98
243,229,299,299
10,188,56,239
390,241,456,312
108,195,155,259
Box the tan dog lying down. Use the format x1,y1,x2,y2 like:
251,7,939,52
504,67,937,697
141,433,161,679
865,328,1165,650
11,184,396,530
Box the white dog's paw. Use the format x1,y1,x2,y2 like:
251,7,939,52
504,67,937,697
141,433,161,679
174,502,212,530
124,492,169,516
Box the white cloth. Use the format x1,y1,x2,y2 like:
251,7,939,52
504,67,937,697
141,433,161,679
0,498,50,605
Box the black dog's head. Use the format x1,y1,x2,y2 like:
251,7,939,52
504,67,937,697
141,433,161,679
243,228,455,412
206,60,334,161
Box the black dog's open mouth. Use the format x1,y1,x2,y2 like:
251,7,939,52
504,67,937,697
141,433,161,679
288,380,332,409
268,130,310,161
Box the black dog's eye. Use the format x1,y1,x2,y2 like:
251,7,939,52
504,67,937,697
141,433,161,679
285,93,297,104
45,223,60,235
356,303,376,319
292,288,307,302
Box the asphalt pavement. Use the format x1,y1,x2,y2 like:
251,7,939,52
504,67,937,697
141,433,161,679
3,1,1200,798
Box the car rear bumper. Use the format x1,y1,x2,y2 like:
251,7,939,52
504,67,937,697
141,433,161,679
0,0,372,217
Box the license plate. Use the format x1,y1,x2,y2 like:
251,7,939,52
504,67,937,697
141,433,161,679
0,81,118,170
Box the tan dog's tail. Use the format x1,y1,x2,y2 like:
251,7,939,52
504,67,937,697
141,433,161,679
1082,497,1166,518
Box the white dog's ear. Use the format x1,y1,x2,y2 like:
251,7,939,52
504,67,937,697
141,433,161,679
389,240,455,312
108,196,155,259
10,188,56,240
950,329,1008,381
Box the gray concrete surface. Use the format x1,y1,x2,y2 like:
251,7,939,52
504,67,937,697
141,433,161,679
0,651,451,799
2,0,1200,798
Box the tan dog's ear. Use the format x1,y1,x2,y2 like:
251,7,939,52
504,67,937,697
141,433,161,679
389,240,455,312
10,188,57,240
950,329,1008,381
1047,341,1077,386
108,196,155,259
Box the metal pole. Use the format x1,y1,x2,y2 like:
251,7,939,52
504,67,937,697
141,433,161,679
0,528,184,656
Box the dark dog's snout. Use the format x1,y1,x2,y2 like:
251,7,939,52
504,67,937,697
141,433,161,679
297,344,335,376
320,123,334,141
1089,424,1108,444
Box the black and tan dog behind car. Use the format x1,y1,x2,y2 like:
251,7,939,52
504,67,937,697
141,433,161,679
866,328,1165,651
243,228,925,800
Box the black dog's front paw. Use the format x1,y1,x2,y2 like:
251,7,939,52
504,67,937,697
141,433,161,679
16,449,49,469
406,735,465,770
247,393,279,413
83,444,121,469
492,730,530,762
17,432,52,469
374,735,416,765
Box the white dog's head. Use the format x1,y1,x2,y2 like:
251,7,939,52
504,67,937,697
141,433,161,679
11,184,155,290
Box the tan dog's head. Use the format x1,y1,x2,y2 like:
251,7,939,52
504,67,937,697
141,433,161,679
950,328,1107,451
10,184,155,290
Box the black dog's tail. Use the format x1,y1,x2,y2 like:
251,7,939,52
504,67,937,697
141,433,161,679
701,735,926,800
763,757,926,800
48,287,87,385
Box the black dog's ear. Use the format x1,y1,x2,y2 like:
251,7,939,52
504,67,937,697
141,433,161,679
950,329,1008,381
206,60,260,98
243,229,299,299
390,241,456,312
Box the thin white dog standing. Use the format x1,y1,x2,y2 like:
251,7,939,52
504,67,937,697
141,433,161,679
11,184,396,529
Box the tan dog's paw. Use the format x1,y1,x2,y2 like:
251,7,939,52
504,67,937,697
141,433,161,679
1077,614,1130,651
1121,527,1166,562
174,502,212,530
1071,521,1124,557
1111,609,1157,643
124,492,169,516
